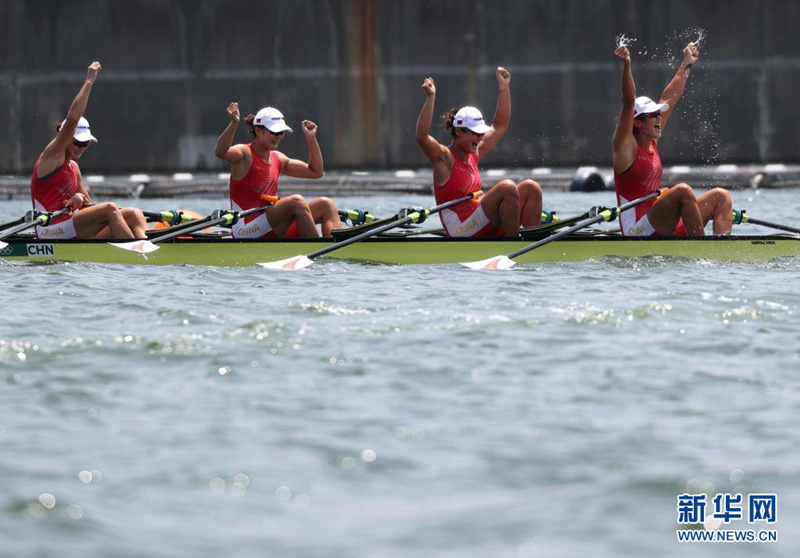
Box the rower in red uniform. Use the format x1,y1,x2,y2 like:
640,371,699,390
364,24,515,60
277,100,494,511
612,42,733,236
415,67,543,238
31,61,146,239
214,103,340,238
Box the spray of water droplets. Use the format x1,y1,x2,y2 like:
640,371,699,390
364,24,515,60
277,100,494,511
613,28,721,166
615,34,637,49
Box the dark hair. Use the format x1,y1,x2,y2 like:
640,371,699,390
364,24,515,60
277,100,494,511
442,108,459,138
244,114,266,137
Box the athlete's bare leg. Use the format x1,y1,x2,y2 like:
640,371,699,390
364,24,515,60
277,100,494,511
73,202,135,239
518,179,543,228
266,195,319,238
480,179,520,237
309,197,341,238
697,188,733,235
648,183,704,236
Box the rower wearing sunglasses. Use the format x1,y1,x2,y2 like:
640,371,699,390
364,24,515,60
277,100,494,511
415,67,544,238
214,103,340,239
30,61,147,240
612,43,733,236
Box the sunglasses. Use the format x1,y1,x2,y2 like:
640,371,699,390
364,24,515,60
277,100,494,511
73,139,90,148
636,111,661,120
265,129,285,137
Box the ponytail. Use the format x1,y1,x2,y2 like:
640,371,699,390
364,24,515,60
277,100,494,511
441,108,459,138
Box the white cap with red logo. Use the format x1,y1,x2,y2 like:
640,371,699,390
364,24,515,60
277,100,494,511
61,116,98,143
254,107,293,133
453,106,493,134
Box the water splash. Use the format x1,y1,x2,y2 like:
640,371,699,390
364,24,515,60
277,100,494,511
688,27,707,49
615,33,637,49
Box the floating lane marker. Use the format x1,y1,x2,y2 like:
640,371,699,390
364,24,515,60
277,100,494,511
128,173,151,183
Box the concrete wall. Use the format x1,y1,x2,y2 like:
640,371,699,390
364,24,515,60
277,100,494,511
1,0,799,174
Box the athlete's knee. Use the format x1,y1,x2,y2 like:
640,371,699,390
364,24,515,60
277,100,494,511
96,202,122,216
129,208,147,225
670,183,697,202
711,187,732,205
316,196,337,212
493,180,519,199
284,194,307,205
282,195,310,212
518,179,543,198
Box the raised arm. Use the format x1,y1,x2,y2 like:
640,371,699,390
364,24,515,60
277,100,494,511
416,77,448,161
280,120,324,179
415,77,452,186
612,45,638,174
658,42,699,132
214,102,246,164
39,62,102,170
478,66,511,157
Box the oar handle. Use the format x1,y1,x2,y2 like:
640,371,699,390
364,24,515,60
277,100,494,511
306,191,483,259
506,189,663,260
339,208,374,226
141,209,191,226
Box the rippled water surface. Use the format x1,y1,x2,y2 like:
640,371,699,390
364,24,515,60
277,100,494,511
1,190,799,557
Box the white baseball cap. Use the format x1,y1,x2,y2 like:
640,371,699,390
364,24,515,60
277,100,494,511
453,106,493,134
253,107,293,133
634,96,669,118
61,116,98,143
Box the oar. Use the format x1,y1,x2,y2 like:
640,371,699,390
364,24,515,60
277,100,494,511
0,215,25,233
259,191,484,270
736,210,800,235
0,207,70,249
110,201,277,254
462,189,665,270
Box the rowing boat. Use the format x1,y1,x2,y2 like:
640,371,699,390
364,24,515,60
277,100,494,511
1,232,798,266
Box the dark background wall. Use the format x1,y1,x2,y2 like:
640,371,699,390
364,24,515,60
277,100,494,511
1,0,798,174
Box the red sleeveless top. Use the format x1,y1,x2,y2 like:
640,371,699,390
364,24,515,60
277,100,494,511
434,150,481,220
614,141,662,232
30,155,77,225
229,144,282,223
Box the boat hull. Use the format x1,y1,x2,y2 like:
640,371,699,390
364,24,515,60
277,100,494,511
1,234,799,266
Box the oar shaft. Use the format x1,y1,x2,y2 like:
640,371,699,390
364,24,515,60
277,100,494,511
306,193,479,259
0,217,25,232
744,216,800,235
507,191,661,260
307,216,411,258
507,214,605,259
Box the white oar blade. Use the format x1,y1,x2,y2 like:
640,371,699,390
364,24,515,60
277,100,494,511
258,255,314,271
0,240,8,250
108,240,160,254
460,255,516,270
